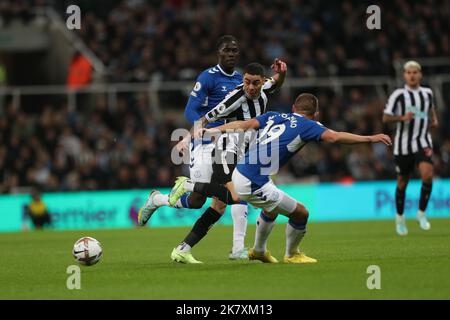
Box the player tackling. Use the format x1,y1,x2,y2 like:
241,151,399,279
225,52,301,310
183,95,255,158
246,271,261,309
170,93,392,263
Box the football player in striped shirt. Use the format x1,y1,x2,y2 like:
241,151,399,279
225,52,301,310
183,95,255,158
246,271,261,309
383,60,439,236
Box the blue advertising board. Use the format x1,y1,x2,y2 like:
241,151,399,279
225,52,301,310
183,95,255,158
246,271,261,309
1,180,449,233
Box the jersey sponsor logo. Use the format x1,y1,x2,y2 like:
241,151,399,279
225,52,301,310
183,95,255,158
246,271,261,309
406,105,428,119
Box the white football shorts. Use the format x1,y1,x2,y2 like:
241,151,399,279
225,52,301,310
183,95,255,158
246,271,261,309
232,169,298,214
189,142,215,183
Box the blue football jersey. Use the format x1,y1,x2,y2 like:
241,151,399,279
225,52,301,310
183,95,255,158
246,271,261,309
237,112,327,186
184,65,242,128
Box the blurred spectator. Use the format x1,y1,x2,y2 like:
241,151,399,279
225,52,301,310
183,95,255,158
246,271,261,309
0,61,6,86
25,189,52,230
67,52,93,89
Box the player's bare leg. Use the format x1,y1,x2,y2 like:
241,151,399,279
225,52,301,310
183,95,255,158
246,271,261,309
417,161,433,230
395,174,410,236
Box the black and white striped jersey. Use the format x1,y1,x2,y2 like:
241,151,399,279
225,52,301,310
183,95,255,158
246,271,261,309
204,77,277,154
384,85,435,156
204,77,276,123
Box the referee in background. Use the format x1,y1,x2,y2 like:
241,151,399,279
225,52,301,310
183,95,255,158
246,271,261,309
383,61,439,236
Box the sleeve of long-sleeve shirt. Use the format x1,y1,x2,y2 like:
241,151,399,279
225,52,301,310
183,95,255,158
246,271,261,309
184,72,211,124
204,87,245,123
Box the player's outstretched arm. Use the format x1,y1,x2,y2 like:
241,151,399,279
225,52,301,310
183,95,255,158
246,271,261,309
200,118,261,137
321,129,392,146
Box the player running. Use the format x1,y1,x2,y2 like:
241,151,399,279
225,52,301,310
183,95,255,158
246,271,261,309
170,93,392,263
383,60,438,236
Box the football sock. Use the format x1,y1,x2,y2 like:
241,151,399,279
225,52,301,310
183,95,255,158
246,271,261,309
231,203,248,253
173,193,190,209
419,182,432,212
285,219,306,257
176,242,192,253
183,179,195,192
181,207,222,248
153,193,169,207
194,182,235,205
253,211,276,253
395,187,406,215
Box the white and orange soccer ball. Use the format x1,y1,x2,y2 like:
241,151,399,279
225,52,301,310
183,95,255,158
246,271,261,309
72,237,103,266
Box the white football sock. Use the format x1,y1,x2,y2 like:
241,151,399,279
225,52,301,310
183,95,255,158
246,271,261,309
253,212,275,253
173,199,184,209
231,204,248,253
176,242,191,253
417,210,426,219
285,223,306,257
184,179,195,192
153,193,169,207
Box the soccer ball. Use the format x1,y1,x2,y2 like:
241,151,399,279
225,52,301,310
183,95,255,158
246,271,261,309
72,237,103,266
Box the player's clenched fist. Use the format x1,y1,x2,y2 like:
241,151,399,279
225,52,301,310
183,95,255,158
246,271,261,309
271,58,287,74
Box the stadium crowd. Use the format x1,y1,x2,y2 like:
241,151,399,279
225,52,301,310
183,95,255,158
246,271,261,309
0,96,184,193
0,0,449,193
1,86,449,193
71,0,450,82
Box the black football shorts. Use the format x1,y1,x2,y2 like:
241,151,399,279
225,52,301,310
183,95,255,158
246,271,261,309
394,148,433,176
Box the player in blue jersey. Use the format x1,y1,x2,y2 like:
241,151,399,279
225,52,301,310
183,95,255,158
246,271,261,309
170,93,392,263
137,35,251,260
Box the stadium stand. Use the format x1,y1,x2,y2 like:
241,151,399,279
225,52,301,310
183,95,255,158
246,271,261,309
0,0,449,193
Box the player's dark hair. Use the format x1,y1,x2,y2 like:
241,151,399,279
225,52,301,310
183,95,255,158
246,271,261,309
244,62,266,77
294,93,319,116
216,35,238,51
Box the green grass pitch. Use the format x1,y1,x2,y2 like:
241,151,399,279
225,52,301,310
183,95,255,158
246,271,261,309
1,219,449,299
